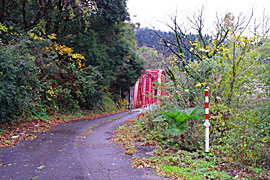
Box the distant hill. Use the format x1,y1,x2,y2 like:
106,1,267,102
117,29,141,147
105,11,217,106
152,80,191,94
135,28,174,55
134,27,211,60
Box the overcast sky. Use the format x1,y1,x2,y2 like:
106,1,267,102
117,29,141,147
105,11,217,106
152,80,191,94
127,0,270,33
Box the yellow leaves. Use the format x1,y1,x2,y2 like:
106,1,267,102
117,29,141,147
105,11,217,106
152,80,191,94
28,32,44,41
48,33,57,40
27,30,84,70
37,165,45,170
71,53,85,60
53,44,73,54
67,6,76,19
0,22,8,33
195,82,206,87
262,137,269,143
47,90,56,97
77,61,83,69
47,87,56,98
233,35,257,48
46,43,86,69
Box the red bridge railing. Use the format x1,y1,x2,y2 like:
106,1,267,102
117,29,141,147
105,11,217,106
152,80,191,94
133,69,166,108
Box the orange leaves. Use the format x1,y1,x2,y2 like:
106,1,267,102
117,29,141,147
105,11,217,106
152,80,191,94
131,157,155,169
0,119,50,148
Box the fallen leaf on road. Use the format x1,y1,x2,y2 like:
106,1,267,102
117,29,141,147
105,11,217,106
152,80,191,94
0,109,127,148
11,135,20,139
37,165,45,169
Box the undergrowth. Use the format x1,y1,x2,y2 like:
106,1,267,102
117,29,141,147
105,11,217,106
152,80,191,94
111,116,270,180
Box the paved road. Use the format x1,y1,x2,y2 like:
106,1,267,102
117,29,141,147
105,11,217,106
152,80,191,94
0,111,170,180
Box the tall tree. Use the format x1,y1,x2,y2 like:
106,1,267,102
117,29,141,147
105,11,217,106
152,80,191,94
0,0,144,103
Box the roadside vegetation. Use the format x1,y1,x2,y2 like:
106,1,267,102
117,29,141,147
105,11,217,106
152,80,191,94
112,9,270,180
112,107,269,179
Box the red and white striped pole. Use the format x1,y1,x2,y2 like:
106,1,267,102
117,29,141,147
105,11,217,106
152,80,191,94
204,89,210,153
137,106,145,120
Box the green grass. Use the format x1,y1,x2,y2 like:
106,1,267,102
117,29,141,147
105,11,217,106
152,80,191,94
160,160,233,180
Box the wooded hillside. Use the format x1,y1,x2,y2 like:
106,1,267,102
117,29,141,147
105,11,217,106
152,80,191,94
0,0,144,123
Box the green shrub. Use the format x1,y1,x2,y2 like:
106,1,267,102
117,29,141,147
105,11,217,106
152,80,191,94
214,106,270,169
38,55,101,113
154,106,204,135
73,64,102,110
139,105,204,152
95,95,120,112
0,39,40,123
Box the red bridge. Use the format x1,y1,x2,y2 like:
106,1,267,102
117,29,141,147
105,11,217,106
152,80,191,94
133,69,166,108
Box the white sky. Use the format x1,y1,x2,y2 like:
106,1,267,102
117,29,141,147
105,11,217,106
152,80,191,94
127,0,270,33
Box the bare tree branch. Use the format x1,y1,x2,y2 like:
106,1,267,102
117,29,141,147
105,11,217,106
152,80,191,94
236,55,262,79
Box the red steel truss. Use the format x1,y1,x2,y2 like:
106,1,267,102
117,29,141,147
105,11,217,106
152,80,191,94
133,69,166,108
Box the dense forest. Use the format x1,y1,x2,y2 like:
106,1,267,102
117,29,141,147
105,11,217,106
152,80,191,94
0,0,144,123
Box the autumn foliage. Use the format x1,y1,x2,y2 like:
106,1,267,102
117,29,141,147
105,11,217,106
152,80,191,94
0,0,144,124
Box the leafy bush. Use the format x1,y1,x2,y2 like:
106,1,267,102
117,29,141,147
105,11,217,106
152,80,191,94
95,95,120,112
214,105,270,169
40,62,101,113
0,39,40,123
154,106,203,135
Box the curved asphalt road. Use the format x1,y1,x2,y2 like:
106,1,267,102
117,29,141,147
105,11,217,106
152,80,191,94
0,111,170,180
